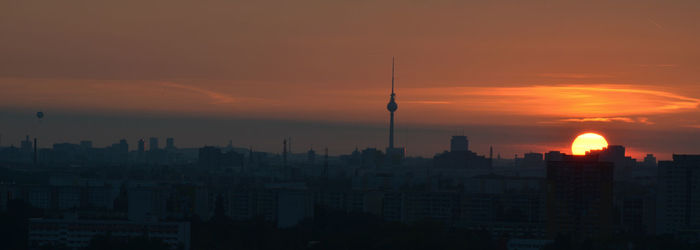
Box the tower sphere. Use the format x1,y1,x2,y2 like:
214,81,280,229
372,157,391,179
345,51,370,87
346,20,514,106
387,100,398,112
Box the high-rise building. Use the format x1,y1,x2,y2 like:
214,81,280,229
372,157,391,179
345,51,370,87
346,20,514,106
149,137,159,151
544,151,564,162
166,137,175,150
589,145,636,180
21,135,32,153
307,148,316,164
656,155,700,235
138,139,145,153
643,154,657,167
450,135,469,152
546,154,614,241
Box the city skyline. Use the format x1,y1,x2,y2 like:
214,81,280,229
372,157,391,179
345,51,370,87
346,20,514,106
4,1,700,249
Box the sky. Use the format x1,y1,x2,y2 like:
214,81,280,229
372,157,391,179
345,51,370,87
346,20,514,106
1,0,700,159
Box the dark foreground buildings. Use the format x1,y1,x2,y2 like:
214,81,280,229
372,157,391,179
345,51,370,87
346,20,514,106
546,155,614,241
3,134,700,249
657,155,700,236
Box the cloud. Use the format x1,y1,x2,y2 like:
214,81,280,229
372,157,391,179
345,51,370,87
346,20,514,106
403,84,700,118
159,82,235,104
552,117,654,124
647,18,663,29
559,117,635,123
639,64,678,68
403,100,451,104
537,73,612,79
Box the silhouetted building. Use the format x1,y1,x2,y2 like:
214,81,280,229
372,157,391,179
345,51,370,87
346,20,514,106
589,145,636,180
361,148,384,168
149,137,159,151
434,136,490,169
166,137,175,150
137,139,145,153
21,135,32,154
546,154,614,240
450,135,469,152
434,150,490,169
643,154,657,167
111,139,129,165
198,146,222,168
307,148,316,164
544,151,564,162
657,155,700,235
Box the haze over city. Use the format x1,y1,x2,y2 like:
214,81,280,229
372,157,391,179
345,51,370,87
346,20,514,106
3,0,700,159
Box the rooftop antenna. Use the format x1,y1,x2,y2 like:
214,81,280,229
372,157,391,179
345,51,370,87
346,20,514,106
323,147,329,178
283,139,287,167
392,57,395,95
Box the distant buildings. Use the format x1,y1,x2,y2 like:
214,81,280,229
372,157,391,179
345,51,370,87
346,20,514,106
198,146,222,168
138,139,145,153
21,135,32,153
149,137,159,151
166,137,175,150
197,146,244,169
434,135,490,170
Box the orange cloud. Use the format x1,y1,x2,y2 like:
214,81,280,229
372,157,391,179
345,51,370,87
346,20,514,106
538,73,612,79
404,85,700,118
550,117,654,124
159,82,236,104
1,78,698,128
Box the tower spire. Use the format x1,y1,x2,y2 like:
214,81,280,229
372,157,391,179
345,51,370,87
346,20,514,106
391,57,395,95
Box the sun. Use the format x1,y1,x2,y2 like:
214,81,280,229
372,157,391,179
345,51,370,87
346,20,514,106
571,132,608,155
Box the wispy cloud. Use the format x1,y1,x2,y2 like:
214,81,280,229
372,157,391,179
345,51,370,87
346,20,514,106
159,82,236,104
647,18,663,29
552,117,654,124
403,100,451,104
639,64,677,68
559,117,636,123
403,84,700,118
537,73,612,79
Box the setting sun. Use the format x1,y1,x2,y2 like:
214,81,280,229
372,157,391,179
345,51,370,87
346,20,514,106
571,133,609,155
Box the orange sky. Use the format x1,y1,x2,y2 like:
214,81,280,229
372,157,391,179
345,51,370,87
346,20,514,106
1,0,700,159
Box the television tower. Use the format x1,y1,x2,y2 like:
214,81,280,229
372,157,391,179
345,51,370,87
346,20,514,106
387,57,398,150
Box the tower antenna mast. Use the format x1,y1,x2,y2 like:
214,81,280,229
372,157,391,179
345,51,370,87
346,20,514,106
387,57,398,150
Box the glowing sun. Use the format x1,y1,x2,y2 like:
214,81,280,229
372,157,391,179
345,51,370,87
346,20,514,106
571,132,608,155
